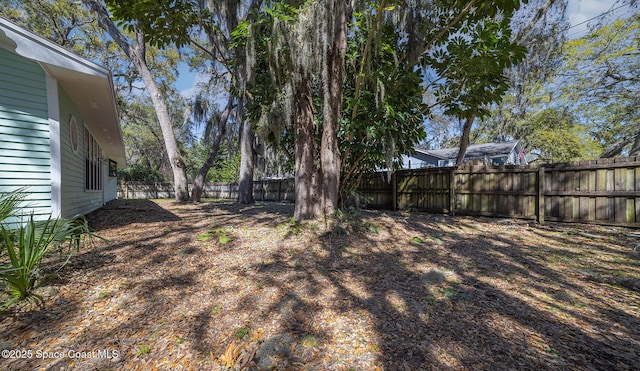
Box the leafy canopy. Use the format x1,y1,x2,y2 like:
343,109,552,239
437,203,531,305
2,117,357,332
105,0,207,48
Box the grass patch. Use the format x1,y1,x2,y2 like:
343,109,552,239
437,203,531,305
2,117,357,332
136,343,150,356
302,335,318,348
197,228,234,246
235,327,250,339
211,306,223,315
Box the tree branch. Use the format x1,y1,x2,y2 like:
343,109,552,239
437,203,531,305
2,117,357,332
81,0,133,60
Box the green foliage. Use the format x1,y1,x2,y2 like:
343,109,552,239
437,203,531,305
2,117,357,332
218,234,231,245
411,236,424,245
0,187,28,223
0,190,92,311
105,0,205,48
185,140,241,184
198,228,233,246
206,153,241,184
302,334,318,348
521,109,601,162
1,0,106,57
135,343,150,356
196,232,211,242
426,15,526,119
479,106,602,163
244,0,528,203
558,14,640,156
340,14,428,195
211,305,223,315
235,327,250,339
118,164,166,182
483,12,640,160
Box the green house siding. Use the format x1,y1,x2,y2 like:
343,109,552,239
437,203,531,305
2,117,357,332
58,87,104,217
0,47,52,218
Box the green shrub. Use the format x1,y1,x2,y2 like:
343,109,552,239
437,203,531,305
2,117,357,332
117,164,165,182
0,189,92,311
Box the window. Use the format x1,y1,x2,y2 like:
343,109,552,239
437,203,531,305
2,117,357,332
85,128,103,191
108,159,117,177
69,116,79,153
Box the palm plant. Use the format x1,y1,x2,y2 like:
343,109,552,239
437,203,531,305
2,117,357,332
0,189,92,311
0,188,28,293
0,187,27,223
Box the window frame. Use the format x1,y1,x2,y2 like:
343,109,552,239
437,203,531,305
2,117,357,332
69,115,79,154
84,127,103,192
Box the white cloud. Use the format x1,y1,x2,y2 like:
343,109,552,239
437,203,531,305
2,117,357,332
179,72,209,100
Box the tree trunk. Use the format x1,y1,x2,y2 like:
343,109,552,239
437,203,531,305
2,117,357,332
191,96,233,202
294,73,322,221
84,0,190,201
134,51,190,201
455,115,475,167
238,99,255,204
319,0,349,218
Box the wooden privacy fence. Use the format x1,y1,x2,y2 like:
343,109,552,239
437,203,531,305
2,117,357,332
359,157,640,226
118,157,640,226
118,179,295,202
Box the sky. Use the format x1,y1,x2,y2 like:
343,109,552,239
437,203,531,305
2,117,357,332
174,0,637,95
566,0,633,38
175,62,200,98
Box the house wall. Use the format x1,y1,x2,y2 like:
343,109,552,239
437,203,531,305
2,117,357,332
58,87,104,217
0,47,52,219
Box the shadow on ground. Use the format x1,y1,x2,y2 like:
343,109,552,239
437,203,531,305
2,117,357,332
86,199,181,231
0,200,637,370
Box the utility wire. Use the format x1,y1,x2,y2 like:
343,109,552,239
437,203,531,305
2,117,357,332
565,1,634,38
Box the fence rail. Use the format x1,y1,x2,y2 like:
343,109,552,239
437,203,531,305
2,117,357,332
118,179,295,203
118,157,640,226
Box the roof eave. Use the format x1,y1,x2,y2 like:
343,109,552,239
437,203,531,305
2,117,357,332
0,17,126,166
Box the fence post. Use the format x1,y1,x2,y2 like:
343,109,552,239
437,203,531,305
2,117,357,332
537,167,545,224
278,179,282,202
449,168,456,216
392,171,397,211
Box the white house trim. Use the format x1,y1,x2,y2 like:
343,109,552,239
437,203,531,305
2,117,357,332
0,17,109,77
45,74,62,218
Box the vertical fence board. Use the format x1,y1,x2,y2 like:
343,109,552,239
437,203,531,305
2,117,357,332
579,196,590,220
626,168,635,191
626,198,635,223
615,168,625,191
596,197,608,221
615,197,626,223
537,167,545,224
608,197,616,222
596,169,606,191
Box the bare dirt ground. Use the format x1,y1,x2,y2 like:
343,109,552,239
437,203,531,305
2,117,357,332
1,199,639,370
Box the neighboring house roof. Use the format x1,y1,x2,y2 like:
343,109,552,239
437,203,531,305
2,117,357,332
0,17,126,166
416,140,521,162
